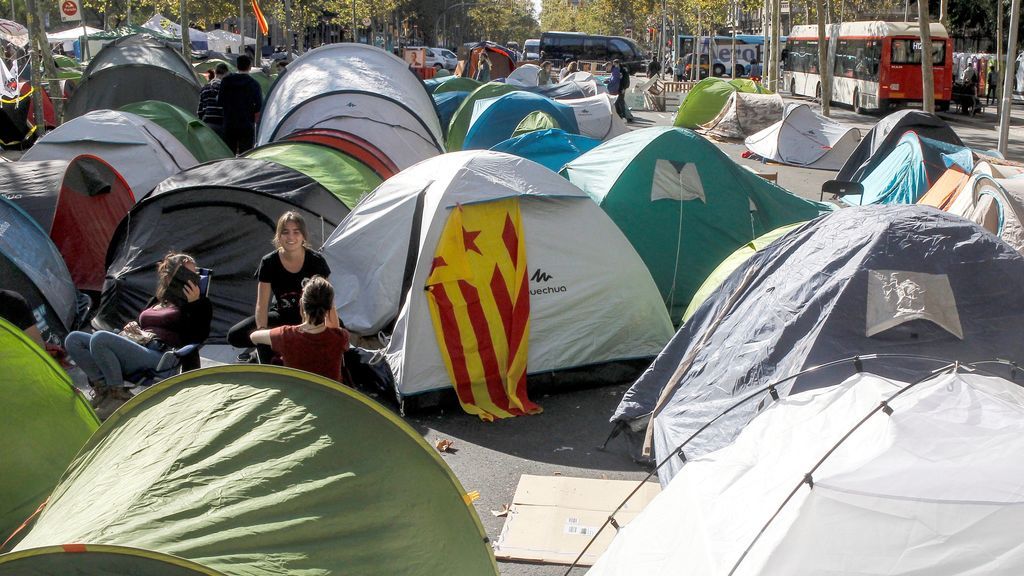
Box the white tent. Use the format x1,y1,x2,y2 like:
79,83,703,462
322,150,674,398
21,110,198,197
507,63,541,86
701,91,784,140
46,26,101,53
258,43,444,169
744,103,862,170
142,14,208,50
560,94,629,141
205,29,255,54
563,71,607,94
591,370,1024,575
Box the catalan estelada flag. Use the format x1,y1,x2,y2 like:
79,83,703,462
425,200,540,421
250,0,269,35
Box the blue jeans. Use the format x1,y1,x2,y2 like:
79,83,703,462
64,331,165,388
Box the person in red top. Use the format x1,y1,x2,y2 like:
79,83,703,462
250,275,350,383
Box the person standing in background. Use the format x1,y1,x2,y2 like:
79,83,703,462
218,54,263,154
197,63,229,140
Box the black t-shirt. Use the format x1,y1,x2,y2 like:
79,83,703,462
256,249,331,324
0,289,36,330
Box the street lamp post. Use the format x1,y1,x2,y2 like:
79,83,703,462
997,0,1020,156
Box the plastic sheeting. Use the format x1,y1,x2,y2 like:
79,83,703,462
322,150,674,398
593,372,1024,576
701,91,784,140
612,205,1024,485
490,129,601,172
744,103,862,170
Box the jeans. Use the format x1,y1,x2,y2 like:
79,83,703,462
227,311,287,363
65,331,165,388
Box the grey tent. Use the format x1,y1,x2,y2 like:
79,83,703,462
65,34,201,120
612,205,1024,485
0,160,69,227
744,103,862,170
835,110,963,182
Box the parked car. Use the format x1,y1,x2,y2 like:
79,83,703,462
524,38,540,61
407,46,457,70
436,48,458,70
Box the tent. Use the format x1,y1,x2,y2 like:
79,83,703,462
673,77,765,129
257,43,444,170
744,103,862,170
521,77,597,100
612,205,1024,484
430,76,481,95
836,109,963,182
433,90,470,137
842,132,968,205
141,13,209,51
93,159,348,342
463,42,516,80
506,63,541,86
281,128,400,179
205,29,255,54
462,91,579,150
700,91,784,139
119,100,233,163
0,365,498,575
562,127,831,321
64,34,201,120
559,94,630,141
512,110,560,137
446,81,520,151
0,83,57,147
46,25,102,53
22,109,199,198
0,318,98,541
245,141,382,209
321,151,674,400
490,128,601,173
192,57,237,76
1,156,135,291
920,164,1024,254
0,196,83,344
592,371,1024,576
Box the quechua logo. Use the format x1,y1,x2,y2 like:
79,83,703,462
531,269,553,282
530,268,566,295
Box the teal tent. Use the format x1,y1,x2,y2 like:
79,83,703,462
843,132,969,206
0,318,98,539
446,81,520,151
562,126,832,321
462,91,579,150
0,365,498,575
491,128,600,172
120,101,233,163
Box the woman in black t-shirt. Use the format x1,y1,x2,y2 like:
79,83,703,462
227,212,331,362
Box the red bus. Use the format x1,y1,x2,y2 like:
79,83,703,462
784,21,953,113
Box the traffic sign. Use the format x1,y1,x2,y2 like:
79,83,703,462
60,0,82,22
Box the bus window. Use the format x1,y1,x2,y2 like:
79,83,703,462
609,38,635,60
891,39,947,65
586,37,609,60
555,35,584,59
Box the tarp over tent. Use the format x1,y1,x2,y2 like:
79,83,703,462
842,132,968,205
744,103,862,170
612,205,1024,485
141,13,208,51
592,371,1024,576
257,43,444,169
562,127,831,321
93,159,347,341
245,141,382,209
700,91,784,139
490,128,601,173
119,100,233,163
673,77,765,129
0,318,98,541
322,151,674,399
0,196,83,344
836,109,963,182
64,34,201,120
21,109,199,198
462,91,579,150
0,365,499,575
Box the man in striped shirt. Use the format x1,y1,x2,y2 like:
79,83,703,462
197,63,229,139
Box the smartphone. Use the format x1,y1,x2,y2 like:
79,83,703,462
197,267,213,298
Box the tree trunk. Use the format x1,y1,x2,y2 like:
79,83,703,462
770,0,780,91
816,0,830,115
23,0,60,134
284,0,292,53
180,0,192,64
917,1,935,112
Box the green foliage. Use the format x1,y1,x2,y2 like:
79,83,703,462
468,0,540,45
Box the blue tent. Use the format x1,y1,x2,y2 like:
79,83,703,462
433,91,470,138
490,129,601,172
611,205,1024,485
844,132,968,206
521,80,591,100
463,91,579,150
0,196,83,344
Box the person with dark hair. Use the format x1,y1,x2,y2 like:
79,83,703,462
250,275,350,383
987,65,999,105
64,253,212,405
0,289,45,347
198,62,230,138
218,54,263,154
227,211,332,363
538,61,554,85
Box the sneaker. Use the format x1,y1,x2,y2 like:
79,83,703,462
236,350,253,363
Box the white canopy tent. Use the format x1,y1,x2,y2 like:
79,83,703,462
322,150,673,398
744,103,862,170
205,29,255,54
47,26,101,53
142,14,208,50
591,370,1024,575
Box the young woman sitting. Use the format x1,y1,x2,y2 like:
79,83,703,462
65,253,213,405
250,275,350,384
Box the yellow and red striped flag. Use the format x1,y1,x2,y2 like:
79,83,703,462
425,199,539,421
250,0,269,35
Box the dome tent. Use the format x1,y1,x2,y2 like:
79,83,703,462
119,100,233,163
462,91,579,150
843,132,969,206
673,77,765,129
562,127,830,321
612,205,1024,485
245,141,382,209
558,94,630,141
322,151,674,402
257,43,444,170
593,370,1024,576
836,109,963,182
281,128,400,179
744,102,862,170
0,365,498,575
446,81,520,151
93,159,348,342
490,128,601,172
64,34,201,120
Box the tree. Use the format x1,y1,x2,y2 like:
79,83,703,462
815,0,828,115
917,0,935,112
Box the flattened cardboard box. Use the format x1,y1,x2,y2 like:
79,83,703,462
494,474,660,565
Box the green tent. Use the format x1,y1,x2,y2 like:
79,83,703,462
0,318,98,539
52,54,80,69
512,110,560,138
120,100,233,163
673,77,767,129
245,141,382,209
193,58,236,76
86,25,179,43
561,126,832,322
433,76,482,95
682,223,803,322
0,365,498,575
446,81,519,151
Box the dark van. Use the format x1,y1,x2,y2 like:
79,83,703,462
539,32,645,73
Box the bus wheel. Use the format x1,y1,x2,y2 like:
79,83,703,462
713,64,725,77
937,100,950,112
879,99,889,113
853,89,864,114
